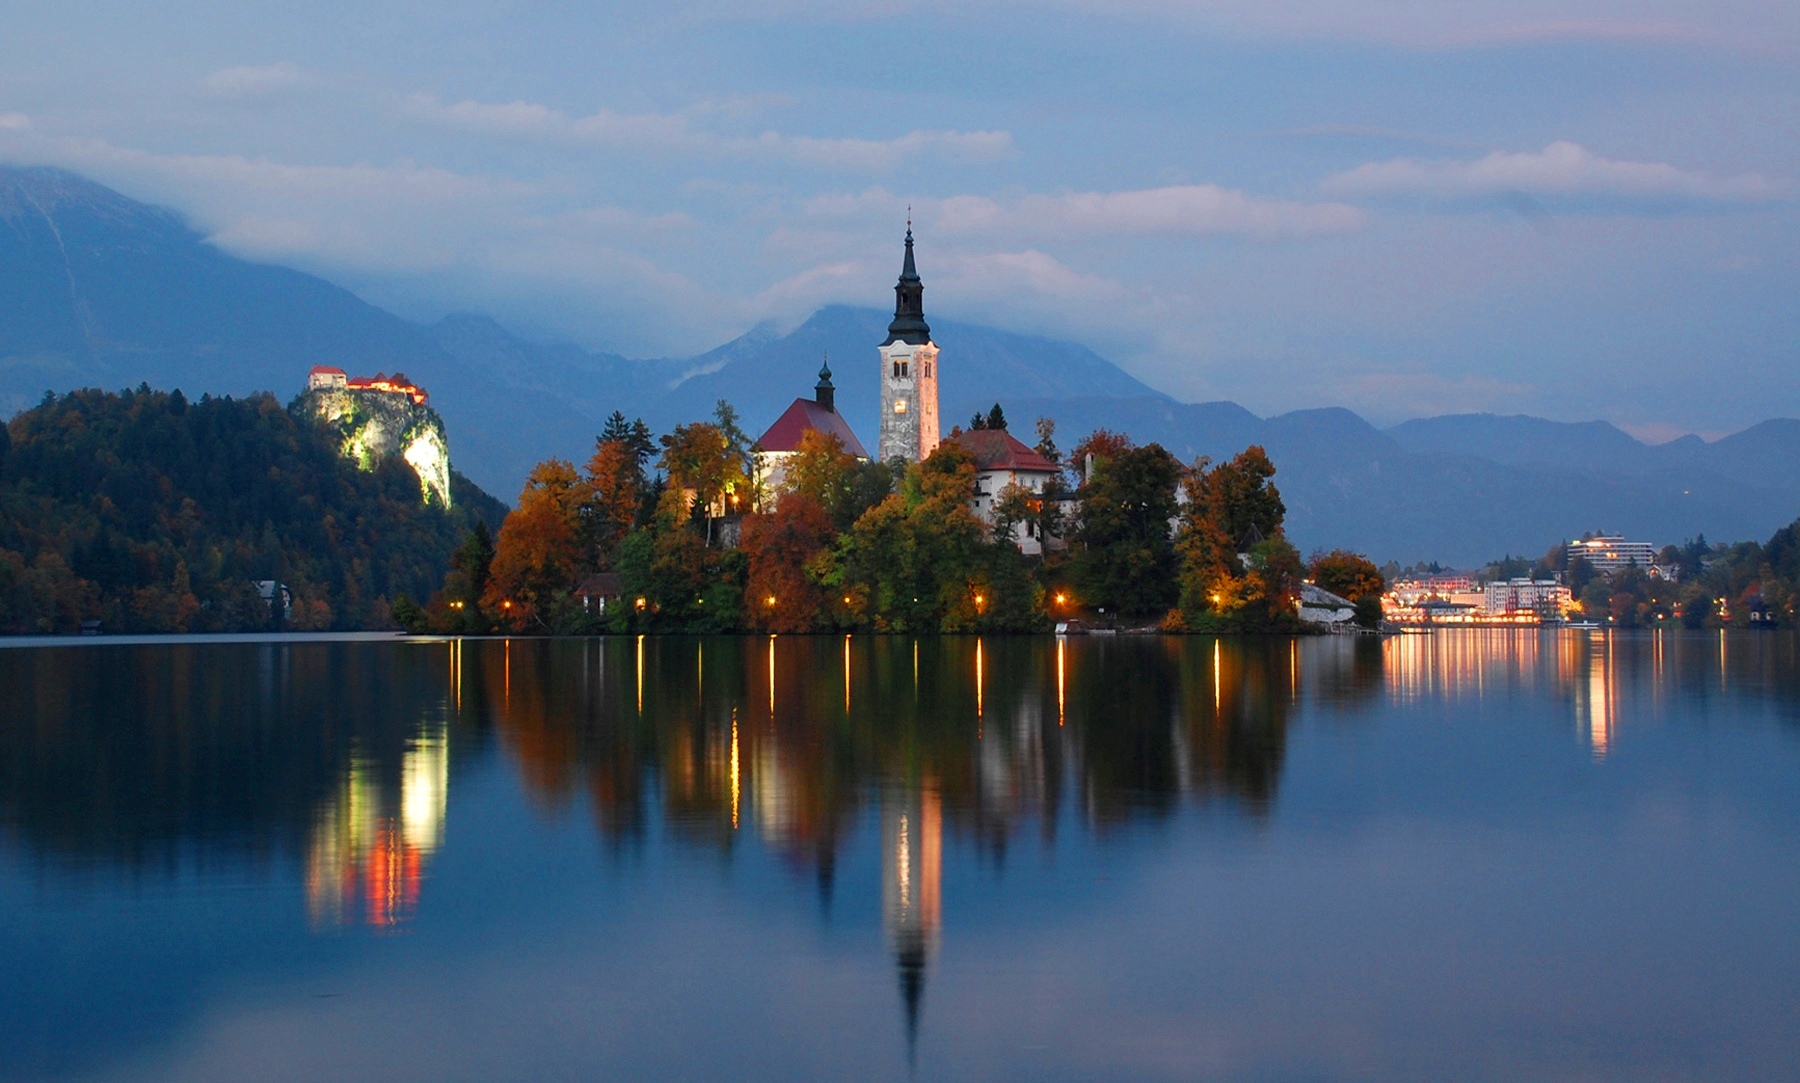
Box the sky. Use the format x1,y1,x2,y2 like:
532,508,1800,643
0,0,1795,437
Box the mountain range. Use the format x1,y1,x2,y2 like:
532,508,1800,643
4,164,1797,566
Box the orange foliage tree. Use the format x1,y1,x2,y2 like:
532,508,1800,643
483,459,586,630
1308,549,1385,601
582,436,641,567
742,491,837,632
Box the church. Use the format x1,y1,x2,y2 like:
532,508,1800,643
751,226,1064,550
752,224,945,489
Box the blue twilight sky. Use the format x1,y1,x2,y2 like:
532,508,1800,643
0,1,1795,438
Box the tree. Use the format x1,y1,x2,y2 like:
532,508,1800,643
1174,447,1296,630
834,444,991,632
1033,416,1060,466
659,421,750,543
484,459,585,630
581,434,642,566
990,481,1036,546
985,403,1007,432
1070,428,1132,487
784,429,857,522
1070,443,1181,618
742,492,836,632
714,399,754,483
1309,549,1385,601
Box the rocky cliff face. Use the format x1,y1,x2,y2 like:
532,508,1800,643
301,388,452,507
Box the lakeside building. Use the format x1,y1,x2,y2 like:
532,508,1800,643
751,358,868,504
1298,582,1356,626
946,427,1065,555
1383,576,1573,624
1483,578,1574,621
1568,534,1658,575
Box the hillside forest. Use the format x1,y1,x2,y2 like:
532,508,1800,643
0,387,505,634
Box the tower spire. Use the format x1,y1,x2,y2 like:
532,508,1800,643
884,221,929,347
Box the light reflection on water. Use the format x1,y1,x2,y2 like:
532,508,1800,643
2,630,1799,1081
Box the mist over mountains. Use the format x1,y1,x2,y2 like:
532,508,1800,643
4,164,1797,566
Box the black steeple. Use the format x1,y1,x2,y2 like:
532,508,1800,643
882,222,931,347
814,352,836,412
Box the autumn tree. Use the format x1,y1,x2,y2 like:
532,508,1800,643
1069,428,1133,487
742,492,836,633
582,431,643,567
1309,549,1385,601
784,429,858,522
659,421,751,543
484,459,586,630
1174,446,1298,630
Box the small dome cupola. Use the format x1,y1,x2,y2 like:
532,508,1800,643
815,353,836,412
882,223,931,347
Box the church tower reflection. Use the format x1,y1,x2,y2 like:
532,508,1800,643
883,783,942,1056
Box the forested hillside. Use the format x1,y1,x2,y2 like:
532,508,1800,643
0,387,504,634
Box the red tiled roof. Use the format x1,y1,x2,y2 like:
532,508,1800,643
948,429,1059,474
756,398,868,458
309,365,346,376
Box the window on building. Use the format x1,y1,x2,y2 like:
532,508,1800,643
900,359,909,377
894,399,907,414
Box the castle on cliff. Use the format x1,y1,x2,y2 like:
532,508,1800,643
301,366,452,507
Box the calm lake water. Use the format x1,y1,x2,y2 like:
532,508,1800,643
2,631,1798,1081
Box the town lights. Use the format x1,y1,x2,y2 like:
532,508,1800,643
974,593,986,609
450,601,463,610
1054,592,1067,606
502,600,512,610
635,597,647,611
766,595,778,607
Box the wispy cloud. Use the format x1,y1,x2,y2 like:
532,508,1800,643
201,62,310,98
812,184,1364,241
1322,141,1785,206
401,93,1012,172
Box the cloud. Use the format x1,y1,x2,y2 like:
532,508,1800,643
1322,141,1785,205
401,94,1012,171
942,249,1131,301
201,62,309,98
813,184,1364,241
662,0,1796,53
0,113,30,132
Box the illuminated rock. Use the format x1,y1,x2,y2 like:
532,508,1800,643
300,370,453,507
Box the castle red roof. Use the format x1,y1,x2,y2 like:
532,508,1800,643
310,365,346,376
756,398,868,458
948,429,1059,474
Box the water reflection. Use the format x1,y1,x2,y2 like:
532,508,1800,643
6,630,1800,1078
304,724,447,928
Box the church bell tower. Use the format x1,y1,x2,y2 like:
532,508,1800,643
877,225,940,463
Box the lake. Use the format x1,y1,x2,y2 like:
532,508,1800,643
2,631,1798,1081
